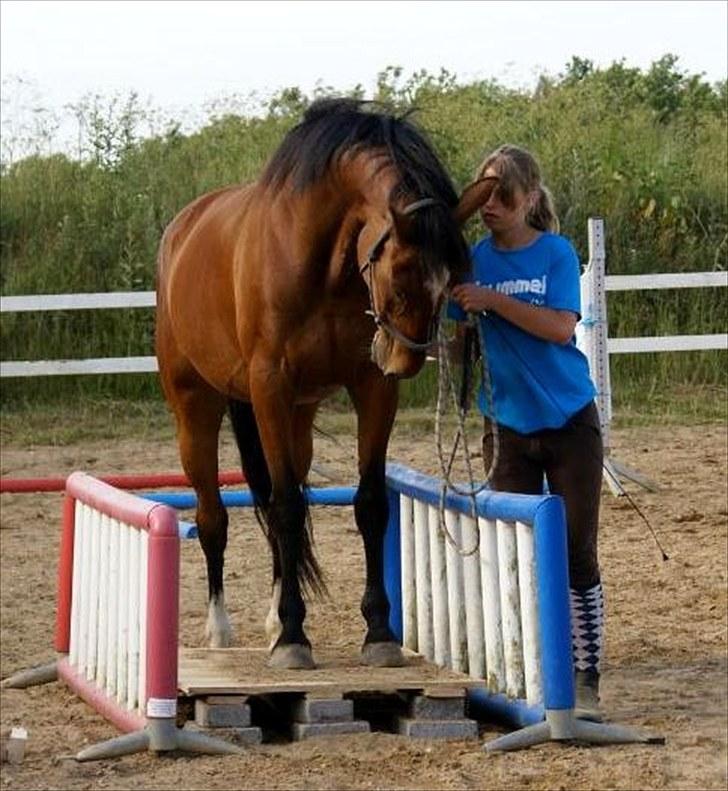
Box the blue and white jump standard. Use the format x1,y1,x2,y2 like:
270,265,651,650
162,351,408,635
383,463,658,751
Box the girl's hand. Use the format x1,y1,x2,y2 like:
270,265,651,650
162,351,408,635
450,283,496,313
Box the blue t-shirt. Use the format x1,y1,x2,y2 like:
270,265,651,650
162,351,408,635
448,232,596,434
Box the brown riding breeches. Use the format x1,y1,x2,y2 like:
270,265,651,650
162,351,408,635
482,401,603,589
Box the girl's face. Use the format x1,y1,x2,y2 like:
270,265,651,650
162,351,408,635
479,164,535,233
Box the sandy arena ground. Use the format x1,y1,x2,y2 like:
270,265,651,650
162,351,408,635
1,414,726,790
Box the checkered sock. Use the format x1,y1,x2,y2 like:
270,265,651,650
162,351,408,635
570,582,604,674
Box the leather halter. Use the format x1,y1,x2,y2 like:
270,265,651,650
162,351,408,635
358,197,444,352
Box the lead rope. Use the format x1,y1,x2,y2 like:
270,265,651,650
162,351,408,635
434,311,500,556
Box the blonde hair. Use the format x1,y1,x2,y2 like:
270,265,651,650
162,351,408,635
476,145,559,233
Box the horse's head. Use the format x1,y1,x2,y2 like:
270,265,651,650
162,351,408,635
358,178,498,378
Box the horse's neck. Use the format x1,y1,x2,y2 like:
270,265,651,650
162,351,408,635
279,158,395,289
341,151,398,215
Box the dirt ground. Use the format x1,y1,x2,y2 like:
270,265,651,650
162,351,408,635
0,413,726,790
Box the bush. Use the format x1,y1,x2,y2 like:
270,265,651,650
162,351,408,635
1,55,726,409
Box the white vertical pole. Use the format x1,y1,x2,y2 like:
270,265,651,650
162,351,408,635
69,502,84,667
413,500,434,660
85,509,101,680
515,521,542,706
479,516,505,691
96,513,111,688
581,217,612,449
105,518,120,698
497,519,525,699
116,524,130,705
400,495,417,652
427,504,450,666
127,527,140,711
461,514,486,679
444,510,467,673
77,504,93,677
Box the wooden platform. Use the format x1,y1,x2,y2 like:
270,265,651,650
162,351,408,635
178,647,484,697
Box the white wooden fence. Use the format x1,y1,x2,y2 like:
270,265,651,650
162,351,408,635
1,221,726,379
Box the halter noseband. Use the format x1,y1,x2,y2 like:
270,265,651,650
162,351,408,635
358,197,444,352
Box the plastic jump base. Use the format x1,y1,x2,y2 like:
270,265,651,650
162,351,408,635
382,463,661,751
51,473,242,760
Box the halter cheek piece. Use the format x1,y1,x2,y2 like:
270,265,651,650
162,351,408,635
358,197,444,352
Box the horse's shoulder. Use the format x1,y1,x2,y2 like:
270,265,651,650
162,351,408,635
178,185,243,223
161,184,253,253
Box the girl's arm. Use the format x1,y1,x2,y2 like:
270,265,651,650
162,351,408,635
450,283,577,344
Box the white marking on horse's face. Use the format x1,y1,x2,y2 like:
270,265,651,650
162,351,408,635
205,592,233,648
265,580,282,651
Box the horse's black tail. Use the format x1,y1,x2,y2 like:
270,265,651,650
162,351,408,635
227,398,325,597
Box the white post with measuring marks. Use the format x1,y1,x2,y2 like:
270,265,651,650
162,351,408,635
577,217,659,496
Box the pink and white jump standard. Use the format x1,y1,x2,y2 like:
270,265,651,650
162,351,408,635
52,472,241,760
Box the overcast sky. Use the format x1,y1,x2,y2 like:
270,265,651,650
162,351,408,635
1,0,726,155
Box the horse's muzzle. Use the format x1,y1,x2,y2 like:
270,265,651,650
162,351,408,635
371,329,426,378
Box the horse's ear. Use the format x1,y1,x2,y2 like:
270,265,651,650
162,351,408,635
454,177,498,225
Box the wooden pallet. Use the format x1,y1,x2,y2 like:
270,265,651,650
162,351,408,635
178,647,484,742
179,646,483,696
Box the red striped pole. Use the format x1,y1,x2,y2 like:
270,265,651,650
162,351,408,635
0,470,245,494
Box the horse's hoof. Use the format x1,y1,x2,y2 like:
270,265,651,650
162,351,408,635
361,641,406,667
268,644,316,670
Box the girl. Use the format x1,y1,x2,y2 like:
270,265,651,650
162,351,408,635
449,145,604,721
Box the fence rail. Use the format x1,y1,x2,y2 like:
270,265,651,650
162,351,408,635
1,262,726,378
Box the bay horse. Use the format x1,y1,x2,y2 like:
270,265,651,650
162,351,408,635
155,98,495,669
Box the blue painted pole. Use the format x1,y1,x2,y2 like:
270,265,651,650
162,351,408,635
532,496,575,711
383,486,402,642
144,486,357,511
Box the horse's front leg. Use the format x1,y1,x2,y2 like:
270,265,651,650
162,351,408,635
349,373,406,667
170,380,232,648
250,366,322,669
264,403,319,654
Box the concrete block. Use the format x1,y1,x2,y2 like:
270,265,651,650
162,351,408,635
395,717,479,740
195,698,252,728
292,697,354,723
409,695,466,720
291,720,370,741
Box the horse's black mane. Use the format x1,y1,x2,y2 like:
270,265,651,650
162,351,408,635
260,98,469,276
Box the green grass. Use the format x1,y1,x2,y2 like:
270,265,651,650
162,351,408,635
0,397,175,447
611,383,727,428
1,387,724,449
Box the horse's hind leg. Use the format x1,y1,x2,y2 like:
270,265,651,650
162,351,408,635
226,399,280,650
171,378,231,647
257,403,318,655
349,374,406,667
